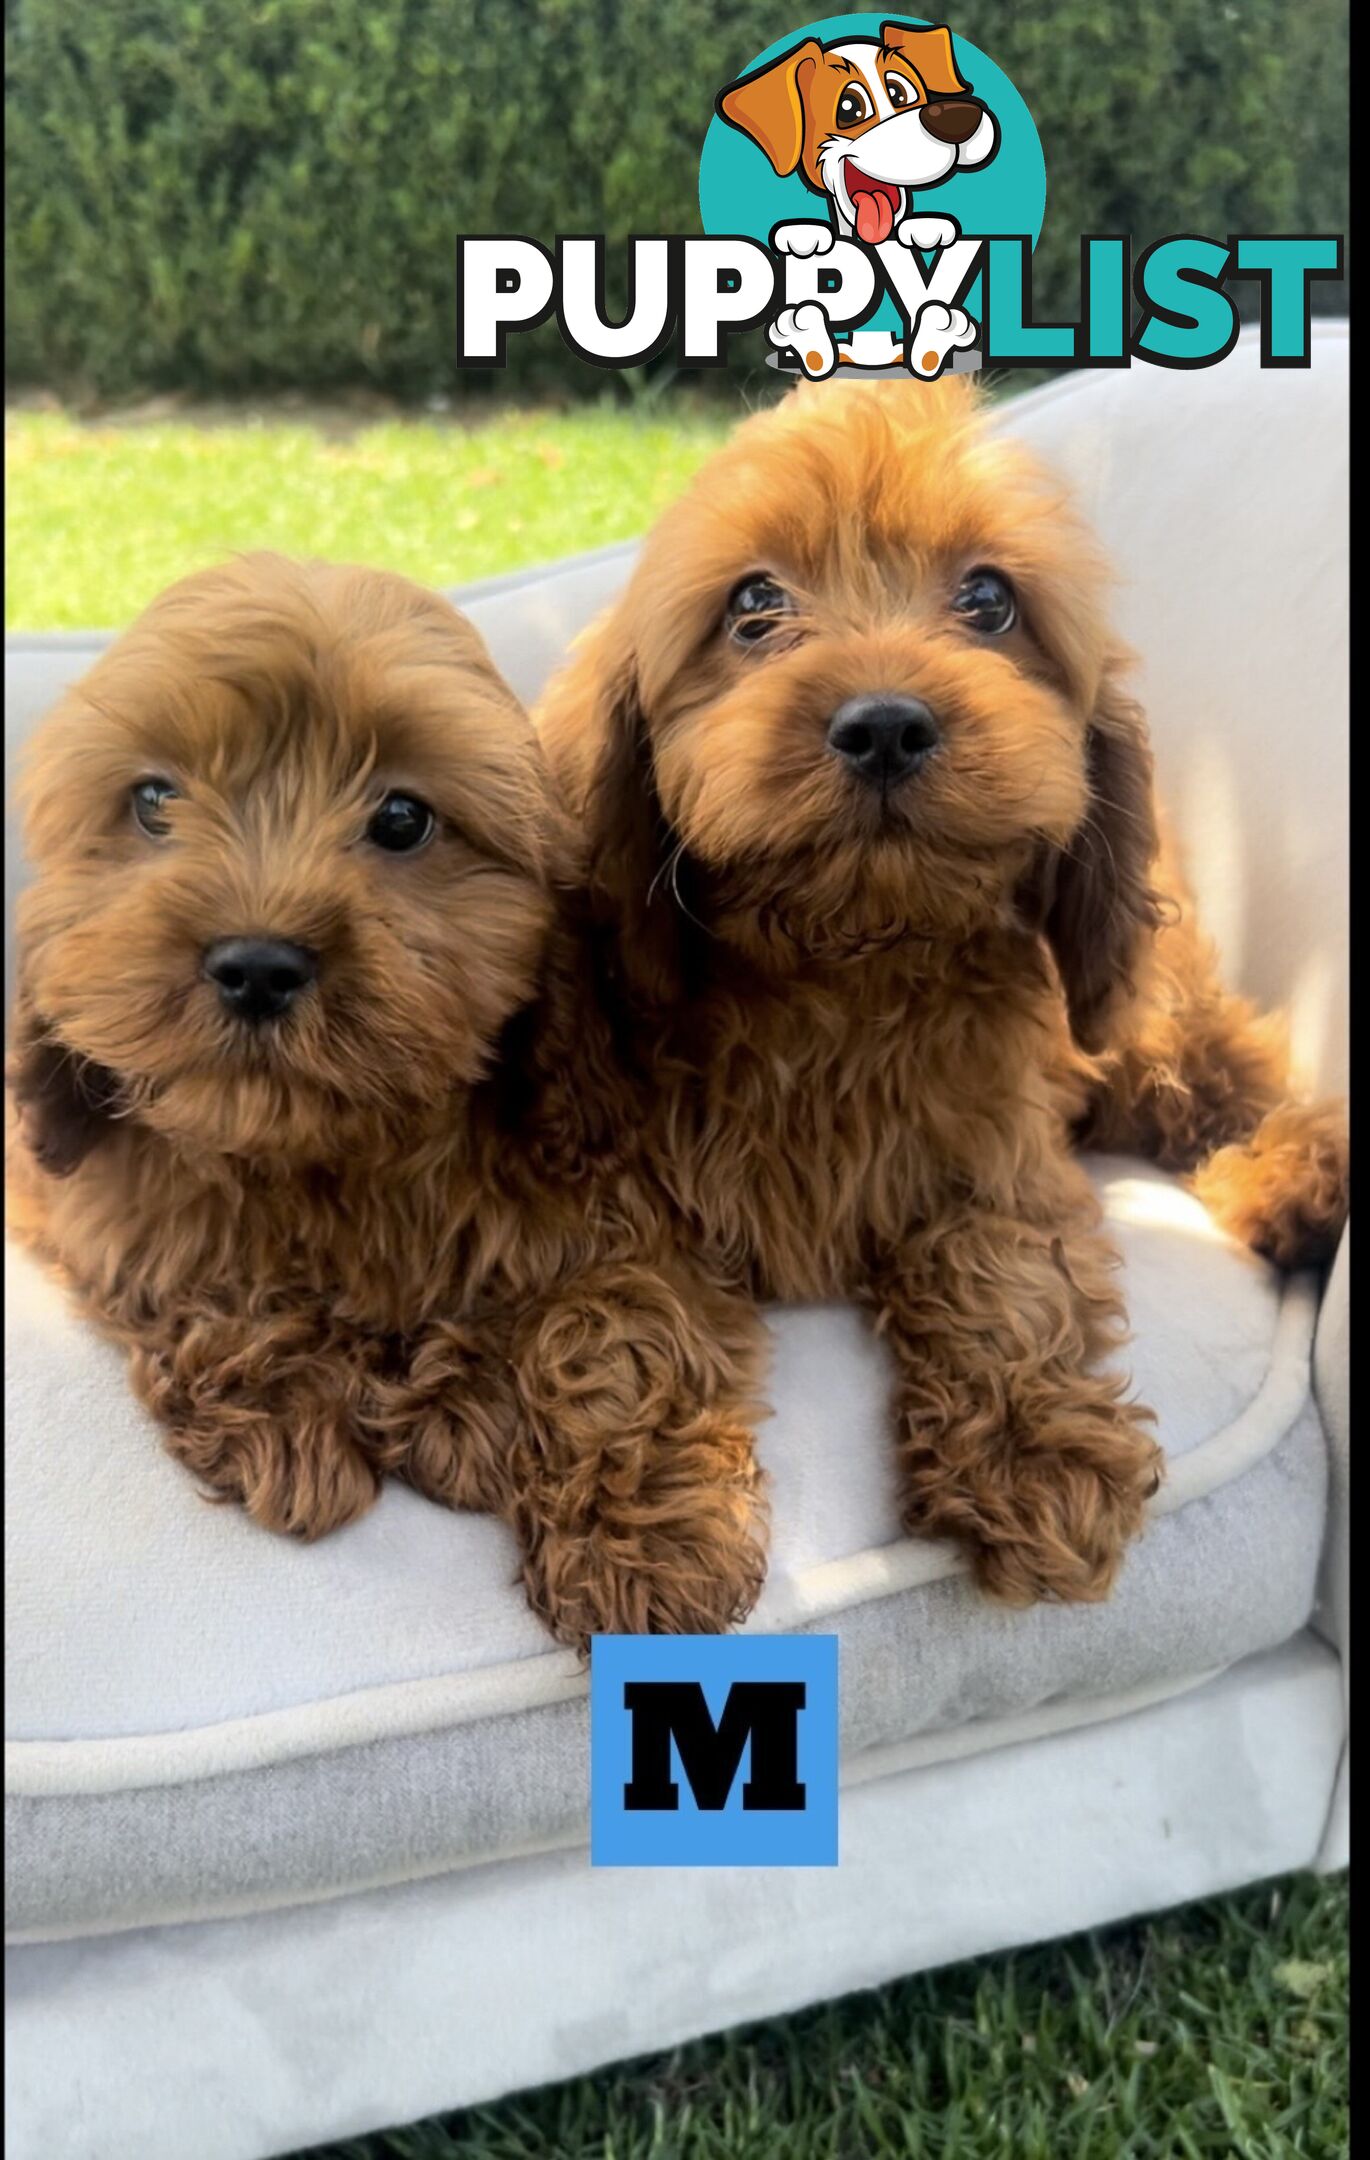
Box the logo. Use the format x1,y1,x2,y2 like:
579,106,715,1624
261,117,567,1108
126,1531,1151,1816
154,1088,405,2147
704,14,1039,376
590,1634,839,1867
455,15,1342,376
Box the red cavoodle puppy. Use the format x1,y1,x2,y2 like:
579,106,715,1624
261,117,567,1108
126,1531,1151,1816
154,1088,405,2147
535,375,1347,1607
6,555,767,1648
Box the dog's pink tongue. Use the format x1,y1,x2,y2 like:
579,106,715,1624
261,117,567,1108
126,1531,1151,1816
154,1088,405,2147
855,189,894,245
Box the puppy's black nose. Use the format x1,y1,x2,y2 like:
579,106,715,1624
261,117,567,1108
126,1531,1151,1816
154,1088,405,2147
826,695,940,786
203,937,317,1022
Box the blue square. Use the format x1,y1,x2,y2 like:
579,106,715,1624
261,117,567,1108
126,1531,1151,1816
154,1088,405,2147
590,1634,839,1867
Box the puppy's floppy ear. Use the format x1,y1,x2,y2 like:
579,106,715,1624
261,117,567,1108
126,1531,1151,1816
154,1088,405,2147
717,38,822,177
8,973,121,1177
583,662,687,1012
879,22,970,98
1033,670,1162,1053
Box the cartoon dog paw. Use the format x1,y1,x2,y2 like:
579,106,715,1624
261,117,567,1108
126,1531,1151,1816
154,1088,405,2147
907,299,978,378
769,303,837,380
894,214,961,253
771,221,835,258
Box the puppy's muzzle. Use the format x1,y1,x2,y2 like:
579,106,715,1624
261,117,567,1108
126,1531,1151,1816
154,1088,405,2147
203,936,318,1024
827,695,940,787
920,99,985,146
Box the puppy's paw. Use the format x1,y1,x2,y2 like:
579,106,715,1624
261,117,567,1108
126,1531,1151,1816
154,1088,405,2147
906,299,978,379
894,213,960,252
771,220,835,258
1193,1100,1349,1269
983,1407,1161,1605
521,1424,769,1655
769,303,837,380
130,1318,383,1540
902,1395,1162,1605
141,1367,381,1538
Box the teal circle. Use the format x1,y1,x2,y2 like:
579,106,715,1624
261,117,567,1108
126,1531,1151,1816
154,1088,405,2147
699,13,1045,333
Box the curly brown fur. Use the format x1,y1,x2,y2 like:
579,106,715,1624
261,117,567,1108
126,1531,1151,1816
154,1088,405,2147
541,378,1347,1592
1074,830,1348,1265
538,375,1322,1602
507,1262,767,1640
6,554,768,1647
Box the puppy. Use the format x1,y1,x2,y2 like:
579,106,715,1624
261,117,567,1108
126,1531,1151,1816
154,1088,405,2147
719,19,994,375
536,377,1347,1606
7,555,766,1646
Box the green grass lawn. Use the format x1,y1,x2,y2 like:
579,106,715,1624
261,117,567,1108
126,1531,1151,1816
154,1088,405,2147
4,400,735,631
295,1874,1347,2159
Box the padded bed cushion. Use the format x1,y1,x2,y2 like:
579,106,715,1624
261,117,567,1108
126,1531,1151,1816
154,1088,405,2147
5,1163,1325,1939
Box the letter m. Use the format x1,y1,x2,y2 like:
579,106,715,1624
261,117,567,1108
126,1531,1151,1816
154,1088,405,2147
622,1681,807,1812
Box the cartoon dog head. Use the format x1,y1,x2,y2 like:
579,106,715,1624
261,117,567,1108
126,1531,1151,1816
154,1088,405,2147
718,20,998,244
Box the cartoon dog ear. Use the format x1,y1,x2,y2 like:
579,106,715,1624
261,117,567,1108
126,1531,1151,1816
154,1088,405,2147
8,976,122,1177
1033,673,1163,1053
581,662,690,1013
879,22,970,98
717,37,823,178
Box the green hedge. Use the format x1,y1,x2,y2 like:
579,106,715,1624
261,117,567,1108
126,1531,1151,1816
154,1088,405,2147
4,0,1349,400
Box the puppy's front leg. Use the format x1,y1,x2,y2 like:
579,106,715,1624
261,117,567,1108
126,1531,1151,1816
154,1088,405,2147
130,1307,383,1539
869,1195,1161,1603
505,1262,770,1652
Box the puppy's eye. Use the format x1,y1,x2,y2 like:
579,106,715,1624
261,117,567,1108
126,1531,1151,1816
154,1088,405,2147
367,791,436,854
951,568,1017,636
131,777,179,838
885,72,917,109
726,575,797,646
836,85,871,126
